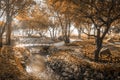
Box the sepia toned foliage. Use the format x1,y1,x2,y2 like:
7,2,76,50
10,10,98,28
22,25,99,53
0,46,38,80
47,0,77,43
57,0,120,61
0,0,36,46
17,5,50,37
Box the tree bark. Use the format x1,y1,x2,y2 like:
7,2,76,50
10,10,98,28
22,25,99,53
94,28,102,61
64,36,70,43
6,18,12,45
78,29,81,39
94,38,102,61
87,31,90,39
0,36,2,47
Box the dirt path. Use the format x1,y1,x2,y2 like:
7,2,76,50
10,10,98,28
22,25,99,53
25,53,60,80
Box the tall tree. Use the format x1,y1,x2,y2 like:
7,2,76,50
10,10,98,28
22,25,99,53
48,0,120,61
72,0,120,61
1,0,35,45
47,0,76,43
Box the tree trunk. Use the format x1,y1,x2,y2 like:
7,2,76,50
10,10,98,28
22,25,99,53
5,2,12,45
0,36,2,47
64,36,70,43
0,21,6,47
93,26,96,36
6,21,12,45
94,28,102,61
63,13,71,44
94,38,102,61
78,30,81,39
94,23,111,61
87,31,90,39
52,28,56,41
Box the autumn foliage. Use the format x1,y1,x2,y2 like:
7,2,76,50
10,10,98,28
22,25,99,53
0,46,37,80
